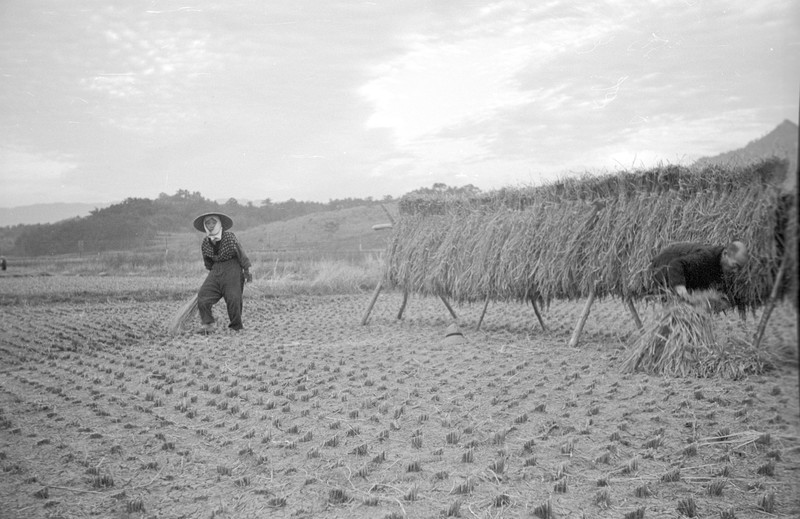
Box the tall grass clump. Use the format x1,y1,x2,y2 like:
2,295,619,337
263,255,383,295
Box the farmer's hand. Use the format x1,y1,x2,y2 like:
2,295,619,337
675,285,691,302
686,289,728,313
243,269,252,283
689,294,712,311
708,296,730,313
676,285,710,309
699,289,729,313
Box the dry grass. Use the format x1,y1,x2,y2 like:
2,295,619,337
167,293,198,335
622,298,779,378
280,256,382,294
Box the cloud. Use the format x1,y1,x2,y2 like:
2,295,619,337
358,3,625,144
73,10,223,136
356,2,643,185
0,0,797,206
0,147,80,206
361,37,534,139
0,148,74,179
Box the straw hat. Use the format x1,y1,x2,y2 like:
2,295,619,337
444,323,466,345
193,212,234,232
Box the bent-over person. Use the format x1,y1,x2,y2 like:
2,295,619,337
650,240,748,310
193,212,252,333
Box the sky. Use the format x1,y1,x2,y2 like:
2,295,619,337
0,0,798,208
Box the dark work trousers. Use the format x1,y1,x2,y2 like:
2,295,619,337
198,259,245,330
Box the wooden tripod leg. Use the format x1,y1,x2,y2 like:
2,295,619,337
396,290,409,320
568,290,596,347
753,253,788,349
476,296,490,331
380,203,396,226
361,281,383,325
530,296,547,332
626,298,643,331
440,295,458,320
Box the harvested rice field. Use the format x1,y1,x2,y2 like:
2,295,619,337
0,277,798,518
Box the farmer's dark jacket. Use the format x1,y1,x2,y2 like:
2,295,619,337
201,231,251,271
650,243,725,291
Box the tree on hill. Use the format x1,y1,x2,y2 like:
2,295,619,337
14,211,155,256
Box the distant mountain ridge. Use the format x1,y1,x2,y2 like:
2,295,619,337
694,119,798,191
0,202,112,227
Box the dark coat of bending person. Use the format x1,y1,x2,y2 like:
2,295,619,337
193,212,252,333
650,241,748,306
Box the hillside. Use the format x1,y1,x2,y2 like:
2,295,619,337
155,203,398,263
238,203,397,254
3,186,487,257
694,119,798,191
3,192,353,256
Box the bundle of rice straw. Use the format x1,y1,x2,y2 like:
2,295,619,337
622,297,775,379
167,294,198,336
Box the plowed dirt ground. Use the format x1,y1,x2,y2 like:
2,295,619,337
1,277,798,518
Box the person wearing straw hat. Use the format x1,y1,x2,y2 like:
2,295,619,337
650,240,748,309
193,212,252,333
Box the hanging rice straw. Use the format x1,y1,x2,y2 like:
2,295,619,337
384,159,791,312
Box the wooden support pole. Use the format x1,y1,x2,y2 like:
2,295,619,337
380,204,396,225
569,289,596,347
439,295,458,320
753,253,789,349
626,298,643,331
476,296,490,331
530,296,547,332
361,281,383,325
396,290,409,320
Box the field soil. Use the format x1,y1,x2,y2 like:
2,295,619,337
1,283,798,518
